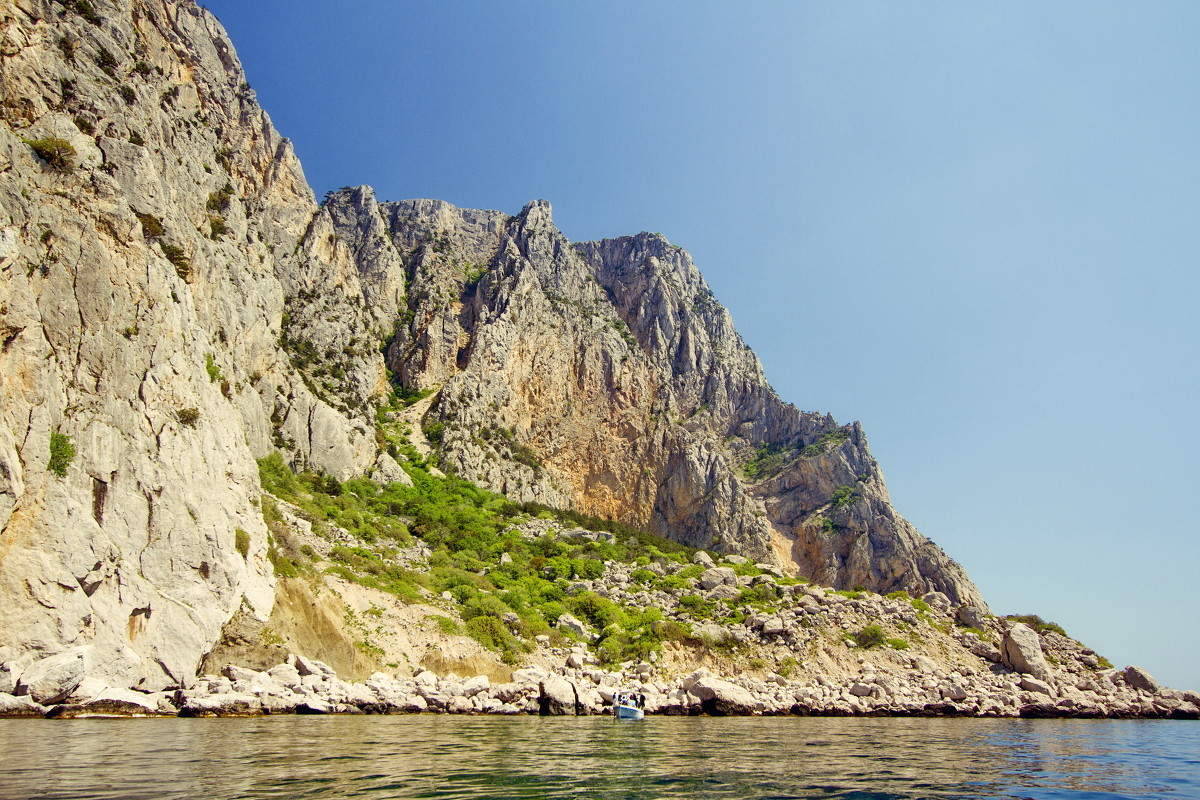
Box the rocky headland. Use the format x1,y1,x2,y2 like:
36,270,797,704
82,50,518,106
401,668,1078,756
0,0,1192,719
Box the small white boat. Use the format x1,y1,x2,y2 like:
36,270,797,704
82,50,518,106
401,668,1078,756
613,691,645,720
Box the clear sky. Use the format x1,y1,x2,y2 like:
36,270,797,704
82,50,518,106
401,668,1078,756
199,1,1200,692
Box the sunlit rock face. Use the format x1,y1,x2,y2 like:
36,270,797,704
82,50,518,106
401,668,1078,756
320,192,987,610
0,0,983,692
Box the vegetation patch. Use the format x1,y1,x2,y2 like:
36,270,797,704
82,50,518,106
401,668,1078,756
234,528,250,559
851,623,886,648
23,137,76,172
160,242,190,279
801,428,851,458
1004,614,1068,638
48,432,75,477
256,446,698,665
136,212,164,239
829,485,859,509
742,443,788,481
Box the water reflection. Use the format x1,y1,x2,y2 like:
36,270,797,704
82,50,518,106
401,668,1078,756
2,716,1195,799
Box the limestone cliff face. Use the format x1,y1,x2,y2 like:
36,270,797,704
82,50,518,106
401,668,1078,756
0,0,985,692
0,0,379,689
319,191,988,610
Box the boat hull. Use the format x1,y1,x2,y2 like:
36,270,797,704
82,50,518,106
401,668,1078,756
615,704,644,720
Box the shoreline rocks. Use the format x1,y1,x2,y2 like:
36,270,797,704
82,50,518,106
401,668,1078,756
1,654,1194,721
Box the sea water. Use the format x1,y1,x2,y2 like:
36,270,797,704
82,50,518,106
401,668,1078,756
5,716,1198,799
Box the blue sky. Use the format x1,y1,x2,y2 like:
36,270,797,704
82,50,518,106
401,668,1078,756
200,1,1200,692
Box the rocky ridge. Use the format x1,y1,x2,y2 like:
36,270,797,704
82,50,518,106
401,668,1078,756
312,187,987,612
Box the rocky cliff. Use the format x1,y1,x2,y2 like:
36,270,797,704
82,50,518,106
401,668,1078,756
0,0,986,693
314,188,987,612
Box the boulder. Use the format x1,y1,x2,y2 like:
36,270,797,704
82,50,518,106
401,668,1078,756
956,604,988,629
267,663,303,688
556,614,591,639
1001,623,1053,683
1020,677,1054,696
699,567,738,590
692,551,715,567
294,655,337,678
1122,666,1160,694
0,692,47,717
921,591,952,614
688,675,759,715
461,675,490,697
940,683,969,701
693,623,731,644
296,698,334,714
48,688,169,718
15,647,89,704
511,666,549,685
370,452,413,486
222,665,265,684
540,677,577,715
708,584,742,602
181,692,263,716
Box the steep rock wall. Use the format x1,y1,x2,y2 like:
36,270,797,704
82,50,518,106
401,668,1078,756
0,0,377,688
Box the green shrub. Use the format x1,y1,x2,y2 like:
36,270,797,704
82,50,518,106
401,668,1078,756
423,421,445,445
830,485,859,509
431,615,461,635
160,242,189,278
205,353,223,383
58,35,77,61
206,182,234,211
47,432,75,477
24,137,76,172
630,568,655,585
569,591,622,629
742,443,787,481
465,616,525,663
267,536,303,578
852,624,886,648
118,84,135,105
136,212,164,239
655,574,688,592
234,528,250,558
801,428,851,458
66,0,102,25
884,637,910,650
94,46,117,76
1006,614,1068,638
177,407,200,427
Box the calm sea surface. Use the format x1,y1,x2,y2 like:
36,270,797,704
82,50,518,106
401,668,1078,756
4,716,1197,800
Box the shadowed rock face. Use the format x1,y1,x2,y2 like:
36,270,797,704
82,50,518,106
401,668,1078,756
319,192,987,610
0,0,984,693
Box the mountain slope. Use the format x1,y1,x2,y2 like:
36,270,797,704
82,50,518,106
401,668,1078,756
1,0,981,693
315,189,987,610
